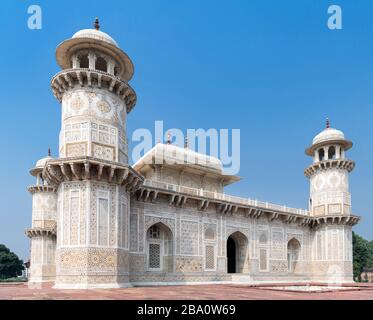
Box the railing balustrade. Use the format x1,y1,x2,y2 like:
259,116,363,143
143,179,309,216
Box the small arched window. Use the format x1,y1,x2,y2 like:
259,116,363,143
328,146,336,160
79,54,89,68
95,56,108,72
318,148,325,161
114,66,120,76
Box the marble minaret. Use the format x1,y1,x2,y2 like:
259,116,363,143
305,119,356,282
26,150,57,283
42,19,143,288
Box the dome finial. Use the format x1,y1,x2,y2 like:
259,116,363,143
326,117,330,129
167,132,171,144
48,147,51,157
94,17,100,30
184,136,189,149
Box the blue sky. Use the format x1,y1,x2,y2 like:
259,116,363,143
0,0,372,260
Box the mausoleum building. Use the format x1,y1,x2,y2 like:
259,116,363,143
25,20,360,289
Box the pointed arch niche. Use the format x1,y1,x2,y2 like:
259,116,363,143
226,231,249,274
146,222,173,272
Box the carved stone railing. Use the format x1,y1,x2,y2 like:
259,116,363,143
142,179,309,216
51,68,137,112
140,179,361,227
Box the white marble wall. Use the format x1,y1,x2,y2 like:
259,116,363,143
310,168,351,216
59,87,128,164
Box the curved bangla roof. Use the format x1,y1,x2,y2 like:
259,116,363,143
133,143,241,186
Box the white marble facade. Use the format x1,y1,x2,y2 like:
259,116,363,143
25,21,360,288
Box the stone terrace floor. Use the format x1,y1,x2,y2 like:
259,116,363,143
1,283,373,300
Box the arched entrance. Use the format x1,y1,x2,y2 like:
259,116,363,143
287,238,301,273
226,231,249,274
146,223,173,272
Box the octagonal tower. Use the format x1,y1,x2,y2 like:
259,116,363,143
26,150,57,283
305,119,355,217
42,19,143,289
305,119,358,282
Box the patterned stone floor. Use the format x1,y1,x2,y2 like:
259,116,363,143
1,283,373,300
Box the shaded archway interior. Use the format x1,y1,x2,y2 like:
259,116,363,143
226,232,249,274
227,237,236,273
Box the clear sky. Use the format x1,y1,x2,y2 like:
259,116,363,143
0,0,372,260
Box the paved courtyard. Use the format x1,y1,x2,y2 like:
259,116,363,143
1,283,373,300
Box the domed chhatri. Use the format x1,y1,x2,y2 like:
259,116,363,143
71,17,118,47
54,17,135,84
306,118,352,156
303,118,357,281
304,118,355,215
29,148,53,177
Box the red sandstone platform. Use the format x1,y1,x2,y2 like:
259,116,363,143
1,283,373,300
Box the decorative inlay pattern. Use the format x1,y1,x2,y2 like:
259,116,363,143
205,245,215,270
180,220,199,255
97,100,111,113
66,143,87,157
92,143,115,161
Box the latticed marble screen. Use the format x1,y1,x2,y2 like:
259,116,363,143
148,243,161,269
205,245,215,270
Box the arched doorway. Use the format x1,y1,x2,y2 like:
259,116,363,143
287,238,301,273
226,231,249,274
146,223,173,272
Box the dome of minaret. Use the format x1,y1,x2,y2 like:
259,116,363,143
306,119,352,156
55,18,134,81
312,127,345,145
34,155,52,169
30,149,53,177
72,29,119,47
